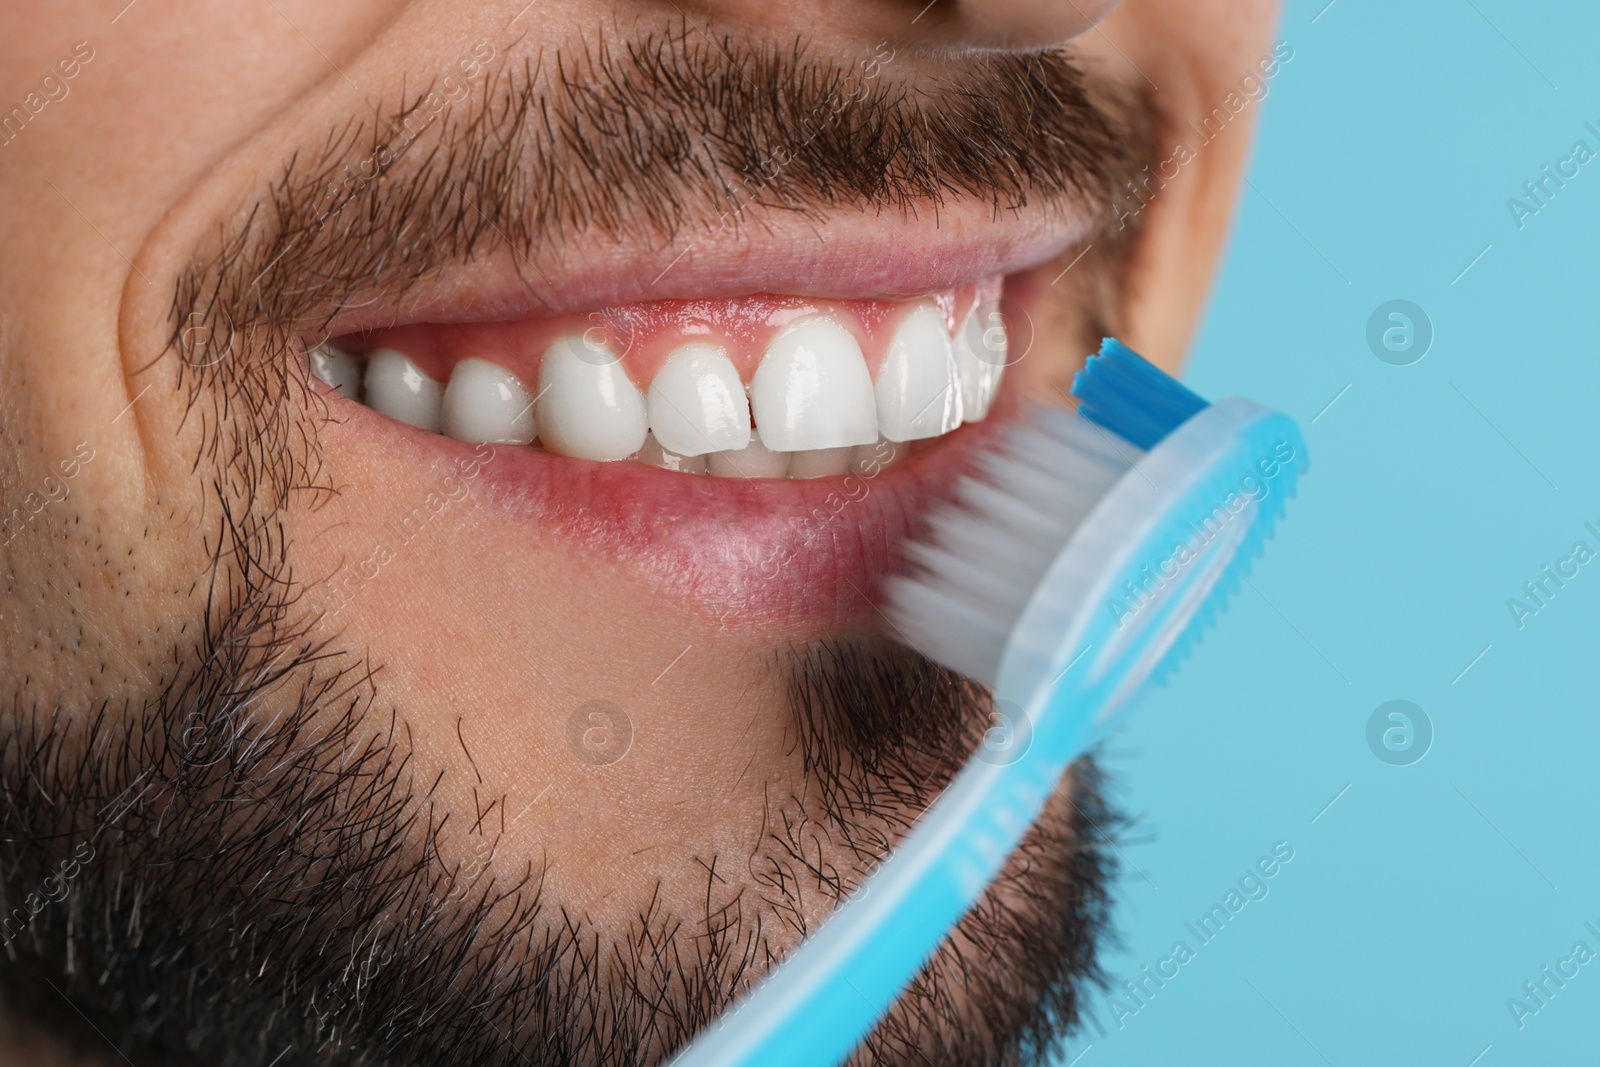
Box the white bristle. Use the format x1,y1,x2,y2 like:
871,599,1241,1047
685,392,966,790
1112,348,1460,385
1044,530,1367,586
903,542,1036,623
1032,405,1139,468
884,578,1014,682
950,477,1066,552
991,428,1125,498
885,405,1144,687
971,452,1112,531
920,514,1042,590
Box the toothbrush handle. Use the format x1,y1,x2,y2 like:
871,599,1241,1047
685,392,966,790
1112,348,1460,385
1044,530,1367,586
669,733,1064,1067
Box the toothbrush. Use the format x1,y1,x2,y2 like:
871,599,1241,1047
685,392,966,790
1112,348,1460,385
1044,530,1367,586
671,339,1307,1067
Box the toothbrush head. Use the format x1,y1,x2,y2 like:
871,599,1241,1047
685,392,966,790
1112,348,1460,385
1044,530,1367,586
891,339,1305,732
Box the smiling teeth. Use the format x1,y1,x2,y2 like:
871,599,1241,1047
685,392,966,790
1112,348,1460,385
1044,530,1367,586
787,446,854,479
954,308,1005,422
365,348,442,432
309,343,362,400
537,334,649,461
708,431,791,478
647,342,750,457
442,357,537,444
750,316,878,452
638,432,709,474
330,299,1007,478
876,304,963,442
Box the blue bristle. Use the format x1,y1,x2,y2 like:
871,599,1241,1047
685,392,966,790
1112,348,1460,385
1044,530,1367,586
1071,338,1210,449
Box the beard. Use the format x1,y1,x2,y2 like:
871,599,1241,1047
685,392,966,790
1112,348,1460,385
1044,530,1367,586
0,558,1120,1066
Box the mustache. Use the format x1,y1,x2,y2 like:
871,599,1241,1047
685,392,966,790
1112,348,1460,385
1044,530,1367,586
168,21,1147,356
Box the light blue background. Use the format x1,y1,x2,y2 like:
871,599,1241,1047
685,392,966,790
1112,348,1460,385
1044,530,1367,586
1061,1,1600,1064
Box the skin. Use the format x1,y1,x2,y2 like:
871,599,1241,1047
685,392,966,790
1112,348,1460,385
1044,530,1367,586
0,0,1277,1062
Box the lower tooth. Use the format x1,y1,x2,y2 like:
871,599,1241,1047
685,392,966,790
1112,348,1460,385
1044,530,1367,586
850,438,901,474
788,447,853,479
638,432,708,474
708,432,790,478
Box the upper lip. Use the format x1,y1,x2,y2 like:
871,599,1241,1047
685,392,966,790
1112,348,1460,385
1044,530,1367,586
311,199,1093,339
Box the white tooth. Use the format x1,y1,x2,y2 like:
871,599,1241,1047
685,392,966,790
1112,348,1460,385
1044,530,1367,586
309,343,362,400
874,305,963,442
850,437,902,475
536,334,648,461
441,358,537,444
638,432,708,474
647,343,751,457
364,348,441,432
788,447,853,479
954,308,1006,422
707,431,790,478
749,315,877,451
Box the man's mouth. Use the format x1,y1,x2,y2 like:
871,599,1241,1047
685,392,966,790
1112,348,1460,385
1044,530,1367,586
137,19,1145,638
300,267,1040,631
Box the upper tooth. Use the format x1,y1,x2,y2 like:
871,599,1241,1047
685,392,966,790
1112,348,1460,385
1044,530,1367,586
364,349,442,432
441,358,537,445
647,343,751,457
875,305,963,442
536,334,648,461
750,315,878,452
309,343,362,400
954,308,1006,422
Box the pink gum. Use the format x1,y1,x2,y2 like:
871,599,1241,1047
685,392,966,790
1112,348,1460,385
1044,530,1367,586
341,277,1003,389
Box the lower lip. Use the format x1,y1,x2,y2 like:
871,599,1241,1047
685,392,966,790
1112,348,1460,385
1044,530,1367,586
320,381,1017,633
